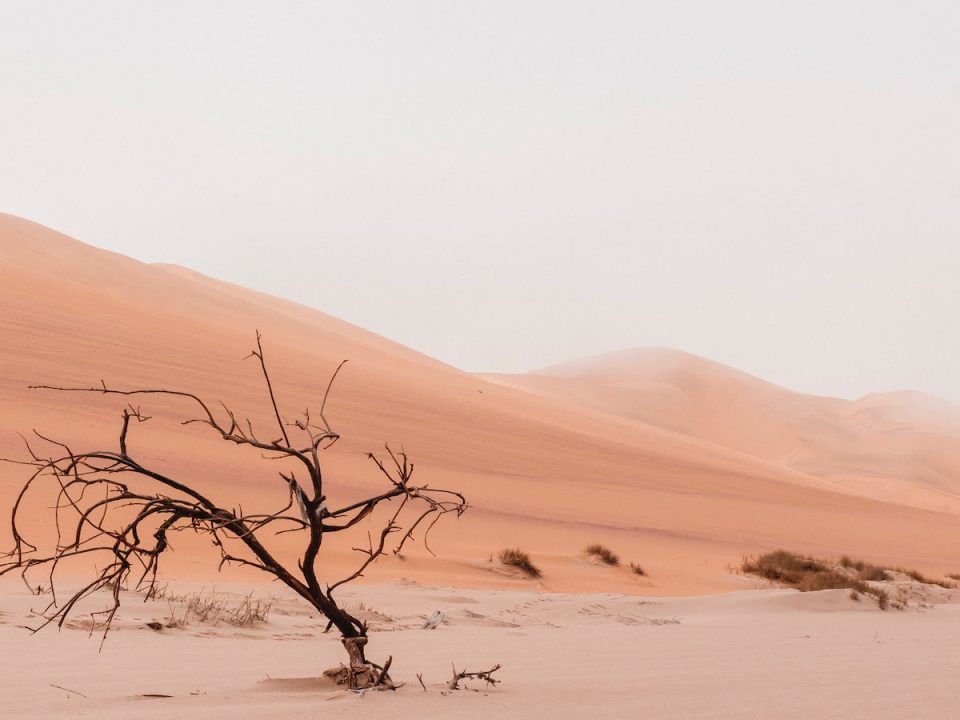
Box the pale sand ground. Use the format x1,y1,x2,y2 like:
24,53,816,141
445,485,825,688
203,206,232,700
2,578,959,719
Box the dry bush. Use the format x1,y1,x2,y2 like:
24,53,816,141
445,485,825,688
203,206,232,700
163,590,273,628
840,556,951,587
839,556,888,581
629,562,646,576
875,591,889,610
584,544,620,566
947,573,960,582
742,551,888,609
856,565,889,582
839,555,865,571
498,548,541,578
742,550,826,584
888,567,952,588
144,583,169,601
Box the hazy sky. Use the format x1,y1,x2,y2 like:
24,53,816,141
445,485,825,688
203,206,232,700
2,2,959,402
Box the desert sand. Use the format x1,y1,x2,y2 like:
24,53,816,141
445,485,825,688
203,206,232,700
2,578,959,719
485,349,960,514
2,214,960,717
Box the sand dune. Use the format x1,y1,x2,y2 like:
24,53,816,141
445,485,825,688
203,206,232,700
485,348,960,513
2,214,960,596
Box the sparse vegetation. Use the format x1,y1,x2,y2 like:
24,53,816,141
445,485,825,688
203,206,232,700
630,562,646,576
947,573,960,582
887,567,953,588
838,556,955,587
839,556,888,581
498,548,542,578
741,551,889,609
584,544,620,566
162,590,273,628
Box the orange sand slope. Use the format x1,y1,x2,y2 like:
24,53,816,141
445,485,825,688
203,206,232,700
1,214,959,594
485,349,960,514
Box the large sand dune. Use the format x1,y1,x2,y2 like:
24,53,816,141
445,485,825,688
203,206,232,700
2,214,960,595
485,348,960,514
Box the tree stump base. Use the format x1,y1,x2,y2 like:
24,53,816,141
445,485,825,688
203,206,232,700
322,637,391,689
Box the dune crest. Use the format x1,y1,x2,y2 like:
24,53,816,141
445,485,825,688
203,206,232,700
485,347,960,513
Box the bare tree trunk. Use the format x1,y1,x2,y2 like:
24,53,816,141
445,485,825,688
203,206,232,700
342,637,378,688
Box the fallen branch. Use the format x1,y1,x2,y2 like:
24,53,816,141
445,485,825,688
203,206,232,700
448,663,502,690
373,656,393,688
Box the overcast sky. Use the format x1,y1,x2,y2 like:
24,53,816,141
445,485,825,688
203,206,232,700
2,2,959,402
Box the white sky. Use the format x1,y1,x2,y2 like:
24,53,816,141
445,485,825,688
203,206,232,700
2,1,959,402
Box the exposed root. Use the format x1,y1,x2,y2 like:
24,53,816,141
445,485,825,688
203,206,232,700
322,637,396,690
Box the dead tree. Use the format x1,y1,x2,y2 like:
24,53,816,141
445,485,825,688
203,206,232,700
0,333,466,689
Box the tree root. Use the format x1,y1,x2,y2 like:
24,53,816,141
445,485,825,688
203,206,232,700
322,637,395,690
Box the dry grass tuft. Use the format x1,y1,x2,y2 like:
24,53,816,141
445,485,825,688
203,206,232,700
742,550,827,584
742,551,889,609
584,544,620,566
839,556,888,581
498,548,542,578
629,562,646,576
163,590,273,628
888,567,953,588
839,556,953,587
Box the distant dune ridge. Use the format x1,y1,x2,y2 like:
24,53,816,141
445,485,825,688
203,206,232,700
485,348,960,512
2,213,960,594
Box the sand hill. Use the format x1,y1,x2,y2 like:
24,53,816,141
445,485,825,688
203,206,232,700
485,348,960,514
2,214,960,594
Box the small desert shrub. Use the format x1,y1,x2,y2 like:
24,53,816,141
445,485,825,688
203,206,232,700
498,548,541,578
888,567,952,588
143,582,169,601
947,573,960,581
839,557,888,581
841,556,954,586
741,551,888,609
629,562,646,576
584,544,620,566
856,565,889,582
163,590,272,628
741,550,826,585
